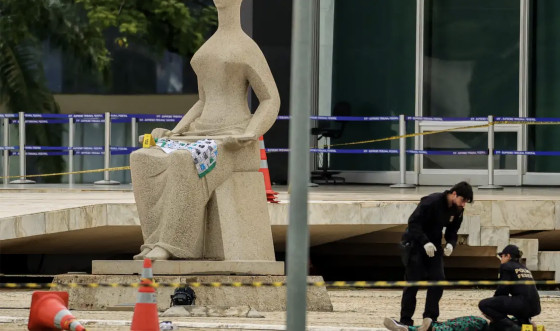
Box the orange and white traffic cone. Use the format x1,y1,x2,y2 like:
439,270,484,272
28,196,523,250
259,136,279,203
130,258,159,331
28,291,86,331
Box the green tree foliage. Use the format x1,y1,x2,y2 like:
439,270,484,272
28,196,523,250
0,0,217,181
78,0,217,57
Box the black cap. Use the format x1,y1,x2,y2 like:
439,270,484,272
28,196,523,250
498,244,522,258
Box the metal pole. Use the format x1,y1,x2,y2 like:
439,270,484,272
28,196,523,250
131,117,138,148
414,120,420,185
287,0,313,330
68,117,75,186
518,0,529,186
94,112,119,185
391,115,415,188
479,115,503,189
414,0,425,187
3,118,9,184
10,112,34,184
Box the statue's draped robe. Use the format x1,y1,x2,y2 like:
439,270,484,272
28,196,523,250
130,116,259,258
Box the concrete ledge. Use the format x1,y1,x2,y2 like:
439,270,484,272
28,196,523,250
92,260,285,276
52,274,333,312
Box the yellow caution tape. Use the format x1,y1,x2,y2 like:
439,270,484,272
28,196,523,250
0,279,557,289
328,123,493,148
327,120,560,148
0,166,130,180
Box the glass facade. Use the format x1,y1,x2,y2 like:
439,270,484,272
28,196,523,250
422,0,520,171
22,1,560,184
424,0,520,118
42,37,197,95
330,0,416,171
529,0,560,172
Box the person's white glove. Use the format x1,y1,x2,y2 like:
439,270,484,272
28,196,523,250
444,243,453,256
424,242,437,257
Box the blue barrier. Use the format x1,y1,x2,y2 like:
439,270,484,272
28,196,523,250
407,150,488,155
277,115,399,121
494,117,560,122
25,146,560,157
26,146,70,151
13,113,560,123
11,151,68,156
406,116,488,121
311,148,398,154
25,114,71,119
75,119,105,123
16,147,560,157
5,112,560,186
266,148,486,155
266,148,398,154
495,150,560,156
20,146,139,154
13,120,69,124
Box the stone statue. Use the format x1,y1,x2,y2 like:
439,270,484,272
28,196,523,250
130,0,280,261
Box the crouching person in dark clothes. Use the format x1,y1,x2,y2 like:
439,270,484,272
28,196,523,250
479,244,541,331
389,182,473,328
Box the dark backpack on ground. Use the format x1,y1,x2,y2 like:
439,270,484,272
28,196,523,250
170,286,196,307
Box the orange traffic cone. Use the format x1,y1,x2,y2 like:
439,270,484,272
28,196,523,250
258,136,279,203
28,291,86,331
130,258,159,331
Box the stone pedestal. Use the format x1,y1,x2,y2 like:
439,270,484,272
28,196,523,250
92,260,285,275
52,274,333,312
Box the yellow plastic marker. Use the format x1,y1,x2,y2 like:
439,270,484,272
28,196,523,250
537,325,546,331
142,134,156,148
521,325,534,331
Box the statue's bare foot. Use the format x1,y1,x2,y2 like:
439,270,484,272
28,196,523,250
133,248,152,260
145,247,171,260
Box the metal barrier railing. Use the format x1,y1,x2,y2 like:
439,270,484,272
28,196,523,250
0,113,182,185
1,112,560,187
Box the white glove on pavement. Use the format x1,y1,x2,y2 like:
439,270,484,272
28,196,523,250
444,243,453,256
424,242,437,257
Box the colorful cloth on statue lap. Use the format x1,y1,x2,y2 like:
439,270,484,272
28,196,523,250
156,138,218,178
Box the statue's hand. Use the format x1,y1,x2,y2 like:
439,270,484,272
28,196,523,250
222,134,257,150
151,128,173,140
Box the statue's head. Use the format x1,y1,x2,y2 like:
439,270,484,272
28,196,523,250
213,0,243,9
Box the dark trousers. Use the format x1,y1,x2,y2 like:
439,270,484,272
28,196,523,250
479,296,539,323
399,247,445,326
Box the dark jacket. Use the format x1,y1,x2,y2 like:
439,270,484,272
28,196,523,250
402,191,463,249
495,260,541,315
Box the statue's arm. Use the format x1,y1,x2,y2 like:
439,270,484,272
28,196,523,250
243,50,281,138
171,79,206,135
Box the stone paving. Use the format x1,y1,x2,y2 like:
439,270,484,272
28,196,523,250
1,288,558,330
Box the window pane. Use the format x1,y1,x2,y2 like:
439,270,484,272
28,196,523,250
330,0,416,171
424,0,520,118
423,132,517,170
528,0,560,172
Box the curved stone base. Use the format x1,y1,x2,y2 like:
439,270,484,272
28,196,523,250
52,274,333,312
